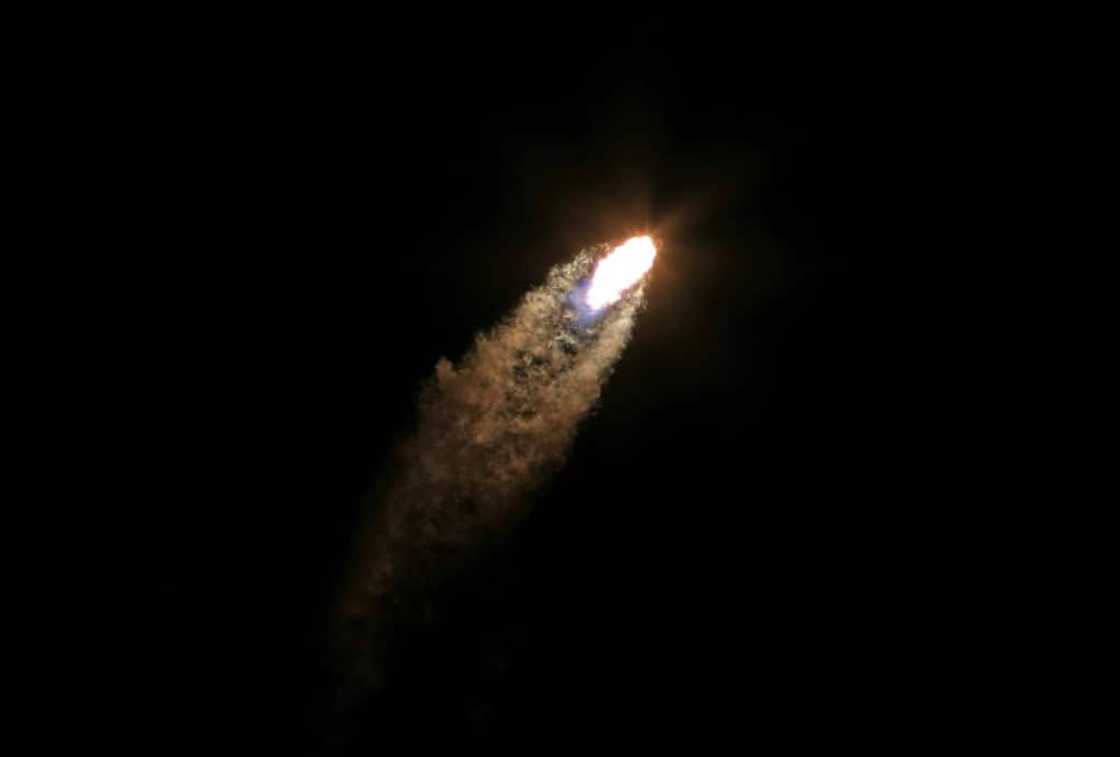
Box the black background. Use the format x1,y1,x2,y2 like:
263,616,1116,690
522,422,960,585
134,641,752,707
117,11,947,754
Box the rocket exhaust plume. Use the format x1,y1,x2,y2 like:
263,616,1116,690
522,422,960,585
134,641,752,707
586,235,657,309
331,237,657,704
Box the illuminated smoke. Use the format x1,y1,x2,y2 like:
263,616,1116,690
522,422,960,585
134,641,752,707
333,239,654,698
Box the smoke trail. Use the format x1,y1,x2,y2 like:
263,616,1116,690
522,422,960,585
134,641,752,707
331,243,648,702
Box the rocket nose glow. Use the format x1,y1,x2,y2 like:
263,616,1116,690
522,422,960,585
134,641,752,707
586,236,657,309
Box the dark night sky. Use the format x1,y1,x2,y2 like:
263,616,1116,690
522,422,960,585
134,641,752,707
116,12,947,754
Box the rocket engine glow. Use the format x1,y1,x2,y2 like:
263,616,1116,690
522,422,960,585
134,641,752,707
586,236,657,309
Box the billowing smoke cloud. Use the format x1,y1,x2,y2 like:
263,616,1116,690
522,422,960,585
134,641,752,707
330,243,648,705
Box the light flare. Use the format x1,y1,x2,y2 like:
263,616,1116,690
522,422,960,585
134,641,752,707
586,236,657,309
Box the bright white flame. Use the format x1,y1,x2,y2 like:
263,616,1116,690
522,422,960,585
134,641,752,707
586,236,657,309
